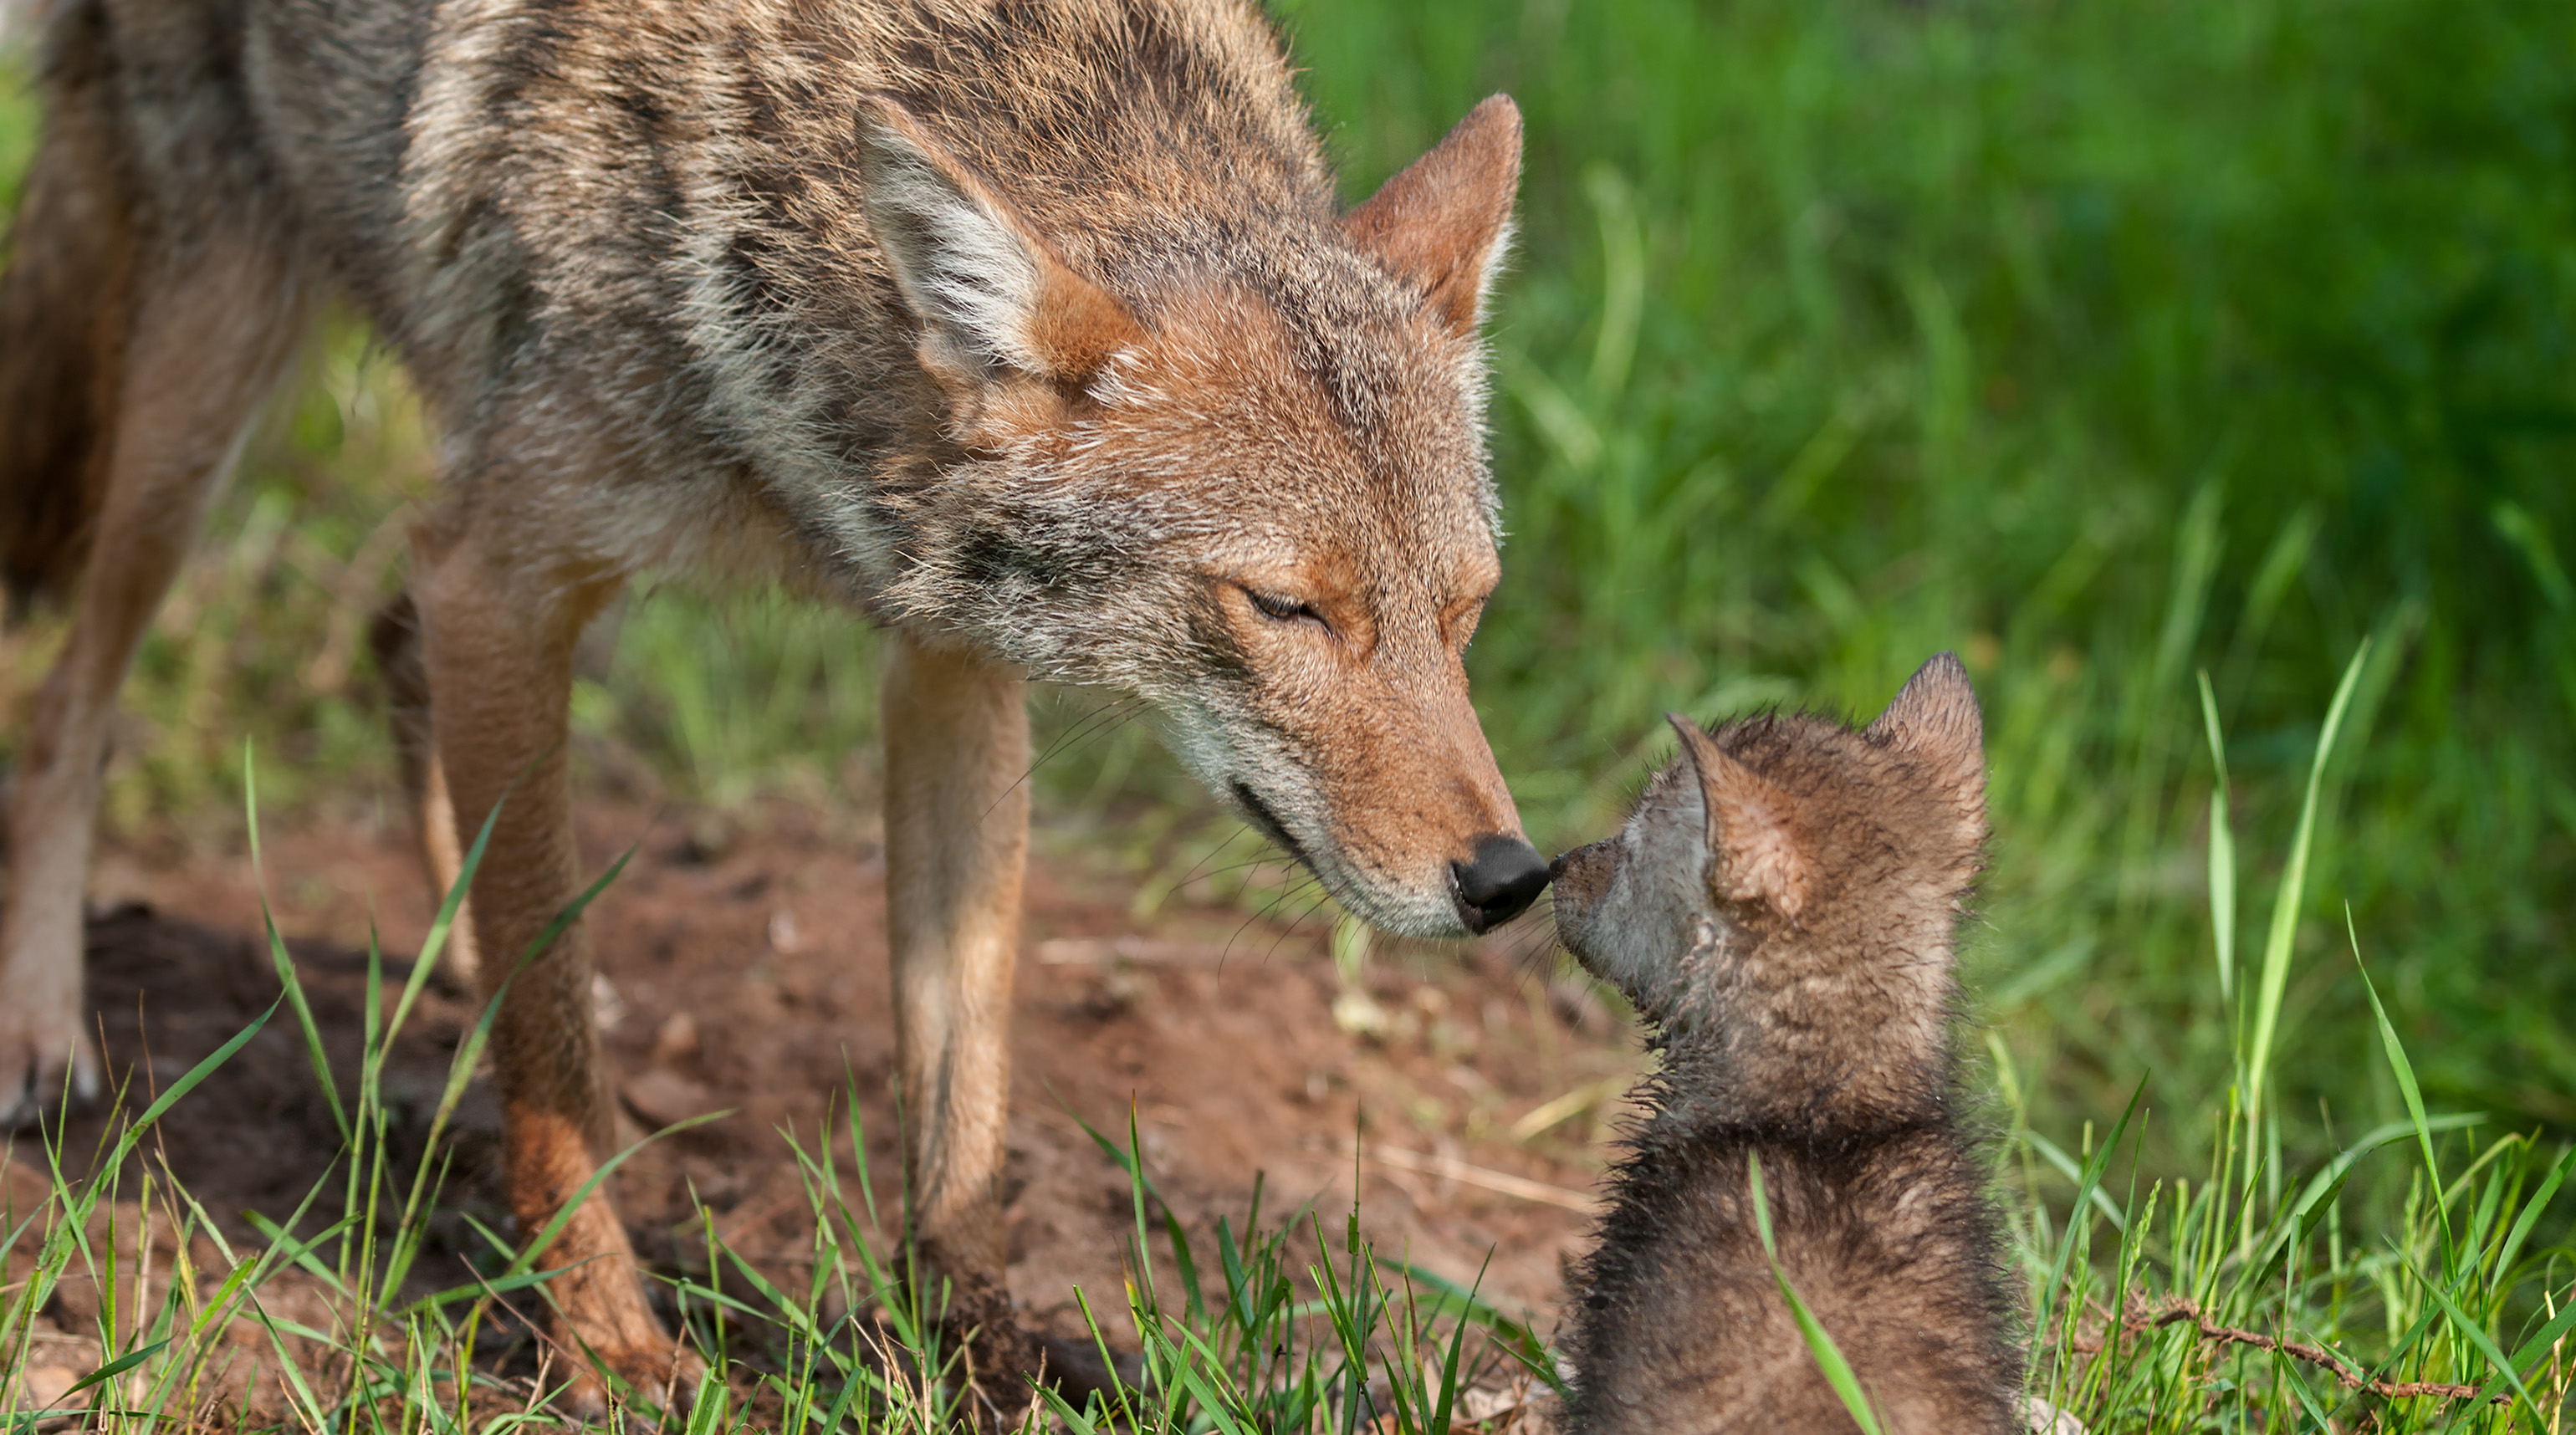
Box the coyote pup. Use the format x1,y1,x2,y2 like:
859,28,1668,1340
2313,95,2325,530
0,0,1549,1395
1550,654,2019,1434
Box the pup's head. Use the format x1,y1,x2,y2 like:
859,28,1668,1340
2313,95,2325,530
1550,655,1988,1035
850,95,1545,937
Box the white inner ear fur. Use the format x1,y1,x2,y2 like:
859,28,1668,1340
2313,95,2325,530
857,123,1049,380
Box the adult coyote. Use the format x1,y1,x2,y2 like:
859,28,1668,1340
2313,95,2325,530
0,0,1548,1396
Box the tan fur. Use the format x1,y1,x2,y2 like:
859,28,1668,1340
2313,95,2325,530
406,489,694,1397
0,0,1549,1397
2,226,314,1112
370,592,485,985
1553,656,2019,1434
881,632,1032,1361
0,0,133,609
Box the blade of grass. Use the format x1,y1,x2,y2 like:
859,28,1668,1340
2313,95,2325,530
500,1110,731,1281
2491,1143,2574,1290
2241,641,2368,1134
60,1336,171,1398
2352,911,2451,1259
2412,1261,2542,1422
2198,671,2236,1005
1747,1151,1884,1435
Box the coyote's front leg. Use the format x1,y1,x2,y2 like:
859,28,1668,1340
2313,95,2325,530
413,517,690,1407
882,632,1035,1385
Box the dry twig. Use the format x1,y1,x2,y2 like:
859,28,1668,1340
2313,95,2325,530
2071,1296,2508,1405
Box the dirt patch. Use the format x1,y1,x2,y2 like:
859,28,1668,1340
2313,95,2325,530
9,801,1642,1408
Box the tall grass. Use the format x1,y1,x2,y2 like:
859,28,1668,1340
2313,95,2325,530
1274,0,2576,1158
5,694,2570,1431
2002,655,2576,1432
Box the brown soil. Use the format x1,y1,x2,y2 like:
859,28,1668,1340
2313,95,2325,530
6,800,1641,1415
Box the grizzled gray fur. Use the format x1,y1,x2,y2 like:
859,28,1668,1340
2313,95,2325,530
1551,654,2021,1434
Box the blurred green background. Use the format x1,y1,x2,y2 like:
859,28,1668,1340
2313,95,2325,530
2,0,2570,1172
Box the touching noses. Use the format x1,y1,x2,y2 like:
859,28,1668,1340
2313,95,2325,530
1451,833,1550,933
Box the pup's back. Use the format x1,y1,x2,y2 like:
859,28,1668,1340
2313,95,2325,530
1550,655,2019,1434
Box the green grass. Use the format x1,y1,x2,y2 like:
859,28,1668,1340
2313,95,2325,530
1274,0,2576,1158
4,718,2570,1432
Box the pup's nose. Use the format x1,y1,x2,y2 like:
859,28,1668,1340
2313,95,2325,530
1451,834,1551,933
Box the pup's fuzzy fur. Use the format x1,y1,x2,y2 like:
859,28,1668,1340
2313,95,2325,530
0,0,1546,1397
1551,654,2021,1434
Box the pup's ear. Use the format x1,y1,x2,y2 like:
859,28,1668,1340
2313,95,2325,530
1668,714,1811,922
856,97,1142,396
1341,94,1521,335
1865,652,1986,805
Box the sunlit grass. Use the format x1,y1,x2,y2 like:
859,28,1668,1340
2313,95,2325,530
5,693,2571,1431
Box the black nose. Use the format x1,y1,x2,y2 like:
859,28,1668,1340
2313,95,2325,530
1451,834,1551,934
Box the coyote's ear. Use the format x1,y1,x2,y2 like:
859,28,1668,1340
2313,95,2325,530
1342,94,1522,335
1668,715,1811,922
856,97,1142,395
1865,652,1986,804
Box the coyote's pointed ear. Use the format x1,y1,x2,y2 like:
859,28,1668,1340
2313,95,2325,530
856,97,1142,395
1668,715,1811,922
1342,94,1522,335
1867,652,1987,804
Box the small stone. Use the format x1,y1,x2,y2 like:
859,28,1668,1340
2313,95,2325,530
622,1068,715,1130
590,972,626,1033
15,1365,85,1412
767,907,808,955
652,1009,699,1062
1331,988,1391,1037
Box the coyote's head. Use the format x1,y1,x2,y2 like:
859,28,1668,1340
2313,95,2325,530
845,95,1544,939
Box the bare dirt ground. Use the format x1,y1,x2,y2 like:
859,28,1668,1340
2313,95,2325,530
6,799,1642,1415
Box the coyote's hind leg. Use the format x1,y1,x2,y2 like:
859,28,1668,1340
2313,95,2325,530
0,236,309,1126
410,507,689,1405
368,590,483,988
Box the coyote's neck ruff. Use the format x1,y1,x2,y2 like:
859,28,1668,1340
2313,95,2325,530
1550,655,2020,1434
0,0,1549,1400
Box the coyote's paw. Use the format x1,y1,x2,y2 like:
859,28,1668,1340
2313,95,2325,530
527,1211,706,1419
0,1003,99,1129
931,1289,1144,1417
